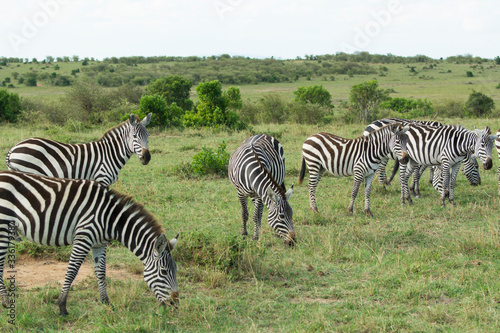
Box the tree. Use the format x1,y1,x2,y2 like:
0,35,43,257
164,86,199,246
0,89,22,122
137,95,184,128
293,84,333,108
349,80,390,123
183,80,246,130
464,90,495,118
145,75,193,111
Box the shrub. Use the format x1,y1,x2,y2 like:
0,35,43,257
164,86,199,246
257,93,288,123
0,89,22,122
191,142,230,177
288,100,331,124
464,90,495,118
434,99,466,118
379,97,434,118
293,84,333,108
145,75,193,111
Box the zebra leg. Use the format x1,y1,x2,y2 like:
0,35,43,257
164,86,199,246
429,166,435,184
399,163,413,205
440,161,451,207
363,173,376,217
448,164,461,206
412,166,425,199
307,168,323,212
348,172,364,216
0,232,10,308
252,198,264,241
92,244,113,308
58,238,92,316
237,193,249,237
376,158,389,187
497,166,500,197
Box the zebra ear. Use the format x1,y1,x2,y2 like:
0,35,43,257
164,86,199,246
267,187,278,204
141,113,152,127
129,114,138,125
489,135,499,142
285,184,293,201
154,234,168,258
168,233,179,251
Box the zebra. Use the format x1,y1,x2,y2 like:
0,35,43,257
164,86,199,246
364,118,481,195
6,113,152,187
0,171,179,316
298,122,409,217
397,125,497,206
228,134,295,245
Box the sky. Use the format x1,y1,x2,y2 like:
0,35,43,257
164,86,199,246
1,0,499,61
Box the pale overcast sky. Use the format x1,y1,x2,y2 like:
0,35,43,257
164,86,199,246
1,0,499,60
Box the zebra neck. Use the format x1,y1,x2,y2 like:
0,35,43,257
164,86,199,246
100,124,134,159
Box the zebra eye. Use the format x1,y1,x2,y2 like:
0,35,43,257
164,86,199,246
279,214,285,220
160,268,168,276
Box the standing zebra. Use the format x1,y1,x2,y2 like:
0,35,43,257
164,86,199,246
6,113,152,187
397,125,496,206
228,134,295,245
0,171,178,316
364,118,481,194
299,123,409,217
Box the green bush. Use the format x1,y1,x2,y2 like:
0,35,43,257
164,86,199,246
293,84,333,108
288,100,332,124
0,89,22,122
379,97,434,118
464,90,495,118
257,93,288,123
191,141,230,176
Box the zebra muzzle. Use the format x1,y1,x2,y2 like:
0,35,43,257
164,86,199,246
483,158,492,170
284,231,296,247
141,149,151,165
399,152,409,165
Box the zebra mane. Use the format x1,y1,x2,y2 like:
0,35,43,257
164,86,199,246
100,119,130,140
109,188,165,237
250,144,287,198
362,122,400,141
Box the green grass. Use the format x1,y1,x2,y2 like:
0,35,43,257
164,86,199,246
1,119,500,331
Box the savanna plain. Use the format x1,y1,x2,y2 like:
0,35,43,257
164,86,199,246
1,57,500,332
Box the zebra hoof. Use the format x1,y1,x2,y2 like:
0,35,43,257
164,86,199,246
415,195,421,199
365,210,373,217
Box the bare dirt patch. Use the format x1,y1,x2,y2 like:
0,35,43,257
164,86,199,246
12,255,142,289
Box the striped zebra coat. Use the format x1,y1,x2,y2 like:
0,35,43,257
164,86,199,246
0,171,178,316
397,125,496,206
6,113,152,187
298,123,409,217
228,134,295,245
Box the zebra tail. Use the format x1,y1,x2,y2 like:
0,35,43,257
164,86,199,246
387,159,400,184
298,156,306,185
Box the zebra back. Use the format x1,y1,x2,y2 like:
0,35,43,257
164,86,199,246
0,170,178,314
6,113,152,186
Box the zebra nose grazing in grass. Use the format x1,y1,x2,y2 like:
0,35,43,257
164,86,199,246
483,157,492,170
228,134,295,245
0,171,179,316
141,148,151,165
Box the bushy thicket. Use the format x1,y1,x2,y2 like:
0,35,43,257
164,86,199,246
379,97,434,118
0,89,21,122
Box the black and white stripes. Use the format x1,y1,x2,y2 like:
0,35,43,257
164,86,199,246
228,134,294,245
6,113,152,186
0,171,178,316
299,123,409,217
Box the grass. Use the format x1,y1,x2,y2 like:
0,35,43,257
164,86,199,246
0,119,500,331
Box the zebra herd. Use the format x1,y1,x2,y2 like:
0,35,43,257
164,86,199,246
0,113,179,316
1,113,498,316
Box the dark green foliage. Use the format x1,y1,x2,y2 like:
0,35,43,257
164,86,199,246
25,76,37,87
191,141,230,176
257,93,288,123
379,97,434,118
0,89,21,122
464,90,495,118
349,80,391,123
136,94,184,128
184,80,247,130
288,101,332,124
293,84,333,108
145,75,193,111
466,71,474,77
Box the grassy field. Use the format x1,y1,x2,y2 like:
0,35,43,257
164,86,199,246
1,117,500,332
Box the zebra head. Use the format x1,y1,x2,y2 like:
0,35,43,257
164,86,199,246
128,113,152,165
144,233,179,306
389,123,410,164
266,185,295,246
473,126,497,170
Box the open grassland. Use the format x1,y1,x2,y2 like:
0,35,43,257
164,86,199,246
2,59,500,108
1,118,500,332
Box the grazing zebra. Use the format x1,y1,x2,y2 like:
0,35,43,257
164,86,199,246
0,171,179,316
6,113,152,187
228,134,295,245
397,125,496,206
298,123,409,217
